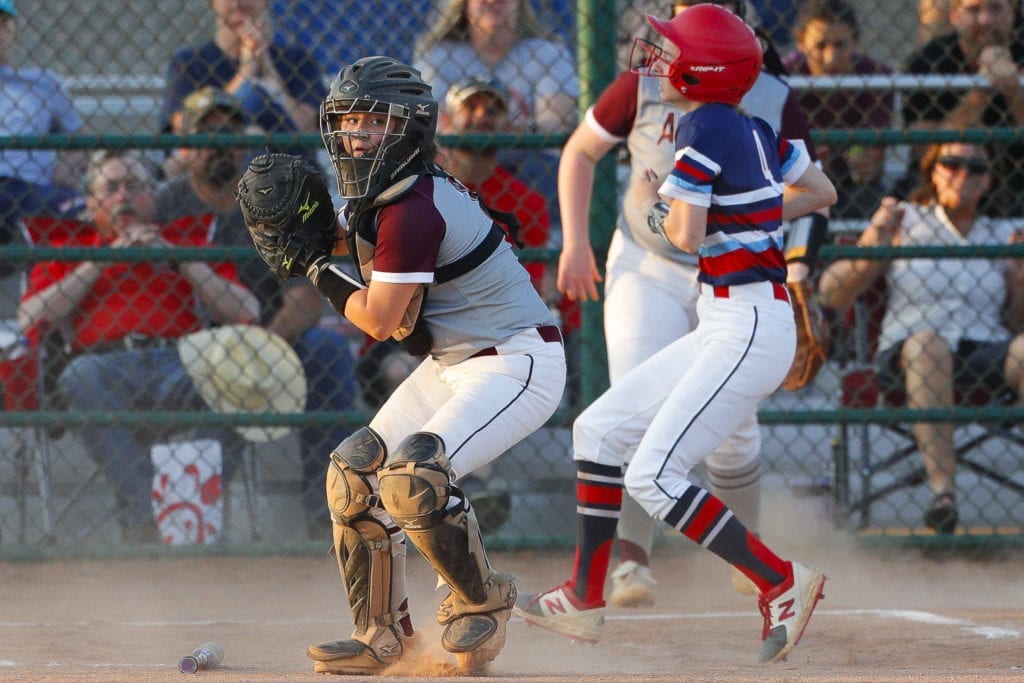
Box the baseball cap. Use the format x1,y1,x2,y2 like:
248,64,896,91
178,325,307,443
179,86,246,133
0,0,17,17
445,77,509,112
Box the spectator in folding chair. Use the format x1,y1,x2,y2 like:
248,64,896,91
0,0,85,272
16,150,260,543
818,141,1024,533
154,86,359,541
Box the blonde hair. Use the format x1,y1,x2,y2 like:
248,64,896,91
415,0,556,55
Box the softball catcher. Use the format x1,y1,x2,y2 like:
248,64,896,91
235,57,565,674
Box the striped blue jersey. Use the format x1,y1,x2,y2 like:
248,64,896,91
657,103,810,287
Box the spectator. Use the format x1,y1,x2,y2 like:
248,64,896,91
154,87,358,540
818,142,1024,533
919,0,953,44
413,0,578,134
17,150,259,543
160,0,326,175
749,0,799,51
900,0,1024,215
916,0,1024,44
269,0,433,74
269,1,574,76
0,0,84,264
439,77,551,290
783,0,895,219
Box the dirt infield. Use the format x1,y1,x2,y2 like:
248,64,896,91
1,497,1022,682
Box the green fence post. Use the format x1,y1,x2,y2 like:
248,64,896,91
576,0,618,405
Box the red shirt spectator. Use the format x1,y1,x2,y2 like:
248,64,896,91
18,150,258,352
22,214,241,351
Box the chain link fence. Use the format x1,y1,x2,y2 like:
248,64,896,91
0,0,1021,556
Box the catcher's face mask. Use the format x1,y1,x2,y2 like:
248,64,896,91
320,98,416,200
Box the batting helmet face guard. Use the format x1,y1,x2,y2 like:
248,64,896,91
320,56,438,200
632,4,762,106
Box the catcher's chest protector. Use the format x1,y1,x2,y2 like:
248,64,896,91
343,171,508,346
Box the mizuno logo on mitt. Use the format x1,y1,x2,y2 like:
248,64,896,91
257,185,274,196
299,192,319,223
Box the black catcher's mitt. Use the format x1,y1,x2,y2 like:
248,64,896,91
235,153,338,281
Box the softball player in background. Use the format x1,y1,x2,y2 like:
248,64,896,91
516,5,834,663
558,0,828,607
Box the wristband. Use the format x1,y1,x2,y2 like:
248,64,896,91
647,201,670,235
784,213,829,266
308,258,365,317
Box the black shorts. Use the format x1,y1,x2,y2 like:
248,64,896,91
876,338,1014,399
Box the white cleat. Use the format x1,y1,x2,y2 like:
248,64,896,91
608,560,656,608
513,582,605,644
757,562,826,663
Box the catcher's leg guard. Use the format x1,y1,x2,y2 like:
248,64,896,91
377,432,516,671
307,428,412,675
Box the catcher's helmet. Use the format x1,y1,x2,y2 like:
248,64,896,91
635,4,761,106
320,56,438,200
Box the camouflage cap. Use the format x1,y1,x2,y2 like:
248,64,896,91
445,77,510,113
179,86,247,133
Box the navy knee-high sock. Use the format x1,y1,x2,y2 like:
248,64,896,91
570,461,622,604
664,484,788,592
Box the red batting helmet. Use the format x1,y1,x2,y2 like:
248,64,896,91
643,4,761,106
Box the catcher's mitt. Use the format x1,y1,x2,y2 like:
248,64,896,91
782,279,830,391
235,153,338,281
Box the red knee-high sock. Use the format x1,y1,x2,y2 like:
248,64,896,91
664,484,789,592
569,461,622,604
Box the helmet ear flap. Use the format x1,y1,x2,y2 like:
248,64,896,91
669,61,700,87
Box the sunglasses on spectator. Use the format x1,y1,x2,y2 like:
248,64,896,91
936,155,989,175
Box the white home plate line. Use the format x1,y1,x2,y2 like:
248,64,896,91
0,610,1018,641
605,609,1021,640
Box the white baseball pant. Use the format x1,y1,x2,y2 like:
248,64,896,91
605,233,764,542
369,326,567,481
576,284,795,521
